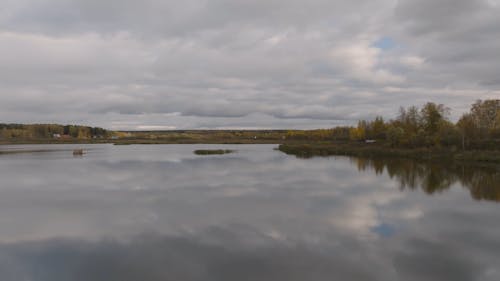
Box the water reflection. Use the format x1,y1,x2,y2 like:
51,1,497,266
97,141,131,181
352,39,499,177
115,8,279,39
0,144,499,281
353,158,500,202
0,231,393,281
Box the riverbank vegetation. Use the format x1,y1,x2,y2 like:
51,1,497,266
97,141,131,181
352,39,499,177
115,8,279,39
278,143,500,163
193,149,234,155
279,99,500,162
0,124,110,144
348,99,500,149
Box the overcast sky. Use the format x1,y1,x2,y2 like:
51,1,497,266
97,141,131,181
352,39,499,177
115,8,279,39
1,0,499,129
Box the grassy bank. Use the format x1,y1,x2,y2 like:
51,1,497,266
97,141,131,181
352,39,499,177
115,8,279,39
0,129,296,145
111,139,283,145
278,143,500,163
194,149,234,155
0,149,59,155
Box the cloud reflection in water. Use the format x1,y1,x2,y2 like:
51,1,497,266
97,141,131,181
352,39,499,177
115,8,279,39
0,144,499,280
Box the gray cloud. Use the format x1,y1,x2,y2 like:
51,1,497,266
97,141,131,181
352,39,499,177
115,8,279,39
0,0,499,129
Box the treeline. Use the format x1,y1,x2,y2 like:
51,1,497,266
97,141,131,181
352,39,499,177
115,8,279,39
121,129,353,142
350,99,500,150
0,124,110,140
285,127,351,141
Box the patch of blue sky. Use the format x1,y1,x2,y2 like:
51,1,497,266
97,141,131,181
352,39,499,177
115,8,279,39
371,223,396,238
373,36,397,50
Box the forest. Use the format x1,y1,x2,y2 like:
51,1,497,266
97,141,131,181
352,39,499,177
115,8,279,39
348,99,500,149
0,124,110,142
278,99,500,162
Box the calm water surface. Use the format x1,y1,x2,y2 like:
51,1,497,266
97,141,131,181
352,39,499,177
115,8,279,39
0,144,499,281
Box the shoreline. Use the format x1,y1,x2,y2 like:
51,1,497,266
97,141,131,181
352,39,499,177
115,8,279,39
2,140,500,164
278,143,500,164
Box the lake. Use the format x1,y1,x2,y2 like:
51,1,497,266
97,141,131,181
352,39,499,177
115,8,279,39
0,144,499,281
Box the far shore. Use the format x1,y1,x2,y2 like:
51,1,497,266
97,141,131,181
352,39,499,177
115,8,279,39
2,138,500,165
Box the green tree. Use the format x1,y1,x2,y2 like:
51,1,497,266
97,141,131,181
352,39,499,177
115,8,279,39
350,121,367,141
420,102,449,136
371,116,386,139
457,113,477,149
470,99,500,138
386,125,404,147
437,120,461,147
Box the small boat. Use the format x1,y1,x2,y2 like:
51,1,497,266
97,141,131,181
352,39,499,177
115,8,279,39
73,149,84,156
